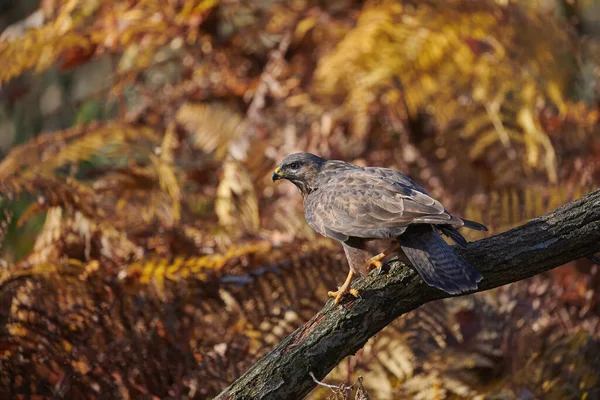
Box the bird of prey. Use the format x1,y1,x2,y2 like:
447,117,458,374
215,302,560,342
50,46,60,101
272,152,487,303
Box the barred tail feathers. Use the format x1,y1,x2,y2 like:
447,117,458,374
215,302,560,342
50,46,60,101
399,225,482,294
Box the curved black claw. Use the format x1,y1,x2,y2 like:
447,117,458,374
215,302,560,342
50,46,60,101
377,261,391,276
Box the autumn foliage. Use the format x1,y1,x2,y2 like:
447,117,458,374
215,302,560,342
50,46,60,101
0,0,599,398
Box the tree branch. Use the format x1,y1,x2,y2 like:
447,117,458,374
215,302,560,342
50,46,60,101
216,189,600,400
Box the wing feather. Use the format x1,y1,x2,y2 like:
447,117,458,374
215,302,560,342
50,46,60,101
305,167,453,240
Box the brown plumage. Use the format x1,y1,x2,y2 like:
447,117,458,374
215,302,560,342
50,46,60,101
272,152,486,303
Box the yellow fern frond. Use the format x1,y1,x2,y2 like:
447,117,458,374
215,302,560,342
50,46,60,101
126,241,272,299
176,102,246,159
150,155,182,225
0,177,100,218
0,0,220,84
465,183,596,235
0,123,159,180
215,159,260,234
147,125,182,224
314,0,574,182
0,0,100,84
0,125,87,179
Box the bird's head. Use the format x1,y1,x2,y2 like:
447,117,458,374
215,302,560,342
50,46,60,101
272,152,326,196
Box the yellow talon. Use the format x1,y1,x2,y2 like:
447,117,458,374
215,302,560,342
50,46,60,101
366,243,401,273
327,287,359,304
328,271,358,303
366,256,384,272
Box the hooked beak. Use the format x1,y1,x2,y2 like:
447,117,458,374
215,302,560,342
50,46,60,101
272,167,283,182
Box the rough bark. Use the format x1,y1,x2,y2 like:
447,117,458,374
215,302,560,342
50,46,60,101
216,189,600,400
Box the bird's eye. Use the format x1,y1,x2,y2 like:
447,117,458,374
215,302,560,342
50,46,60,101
288,162,301,170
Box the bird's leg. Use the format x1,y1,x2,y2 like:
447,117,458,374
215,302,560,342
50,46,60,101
366,242,401,273
327,271,359,304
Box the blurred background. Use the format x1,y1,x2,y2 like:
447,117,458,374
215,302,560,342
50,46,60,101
0,0,599,398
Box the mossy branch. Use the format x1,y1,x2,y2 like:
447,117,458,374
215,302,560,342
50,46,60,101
217,189,600,400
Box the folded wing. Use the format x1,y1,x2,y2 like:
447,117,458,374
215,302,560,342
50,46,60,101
305,168,461,241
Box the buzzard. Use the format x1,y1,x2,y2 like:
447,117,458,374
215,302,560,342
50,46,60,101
272,152,486,303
